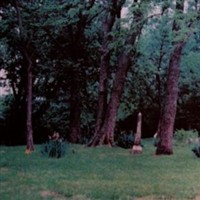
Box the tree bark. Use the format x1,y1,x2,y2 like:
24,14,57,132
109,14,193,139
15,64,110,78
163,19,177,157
156,43,186,154
24,49,34,151
68,76,82,143
89,46,137,146
68,2,96,143
155,0,186,155
14,0,34,151
88,1,117,146
88,0,145,147
93,49,109,137
90,53,131,146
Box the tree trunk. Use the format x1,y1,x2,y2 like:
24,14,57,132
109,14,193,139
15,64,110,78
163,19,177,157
93,49,109,137
88,0,121,146
156,42,186,154
93,14,115,137
88,1,145,147
13,0,34,152
68,76,82,143
24,50,34,152
68,2,97,143
156,0,186,155
89,50,137,146
89,52,131,146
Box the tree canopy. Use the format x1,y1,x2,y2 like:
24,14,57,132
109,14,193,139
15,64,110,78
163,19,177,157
0,0,199,152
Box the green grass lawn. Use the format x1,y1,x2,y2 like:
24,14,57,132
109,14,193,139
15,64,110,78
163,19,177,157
0,139,199,200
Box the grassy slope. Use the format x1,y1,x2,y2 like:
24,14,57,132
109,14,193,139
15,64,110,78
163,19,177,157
0,139,199,200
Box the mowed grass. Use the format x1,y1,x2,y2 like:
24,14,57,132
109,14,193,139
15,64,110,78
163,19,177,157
0,139,199,200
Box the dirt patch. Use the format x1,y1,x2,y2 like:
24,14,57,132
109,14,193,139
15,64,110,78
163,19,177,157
136,196,156,200
0,167,8,172
40,190,66,200
70,195,91,200
195,195,200,200
40,191,91,200
136,196,200,200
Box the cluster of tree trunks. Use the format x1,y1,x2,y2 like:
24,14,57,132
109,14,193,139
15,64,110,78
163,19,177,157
88,0,144,147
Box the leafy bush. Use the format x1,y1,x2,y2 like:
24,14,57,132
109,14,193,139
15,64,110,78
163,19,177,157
115,132,134,149
41,139,67,158
173,129,199,145
192,145,200,158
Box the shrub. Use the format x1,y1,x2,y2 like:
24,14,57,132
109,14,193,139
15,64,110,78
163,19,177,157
115,132,134,149
41,139,67,158
173,129,199,145
192,145,200,158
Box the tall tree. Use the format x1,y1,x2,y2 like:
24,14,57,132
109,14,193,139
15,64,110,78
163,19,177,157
66,0,97,143
13,0,35,151
88,0,125,145
0,0,44,149
88,0,146,146
155,0,197,154
34,0,99,143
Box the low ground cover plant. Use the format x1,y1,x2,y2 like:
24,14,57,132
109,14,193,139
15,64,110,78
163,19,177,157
174,129,199,145
115,132,134,148
41,132,67,158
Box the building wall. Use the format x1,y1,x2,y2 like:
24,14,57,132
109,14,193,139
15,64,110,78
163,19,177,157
0,69,11,96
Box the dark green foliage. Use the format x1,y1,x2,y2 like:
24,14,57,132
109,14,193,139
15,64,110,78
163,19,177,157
41,139,67,158
0,95,26,145
115,132,134,149
0,0,200,145
192,144,200,158
0,0,100,144
173,129,199,145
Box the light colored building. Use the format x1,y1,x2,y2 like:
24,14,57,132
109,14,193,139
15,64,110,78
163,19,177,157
0,69,11,96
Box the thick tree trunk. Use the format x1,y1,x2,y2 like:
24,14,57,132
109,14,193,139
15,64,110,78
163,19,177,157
156,0,186,155
93,50,109,136
156,42,185,155
68,77,81,143
68,2,97,143
93,21,114,136
88,1,144,147
87,0,120,146
24,50,34,152
89,51,135,146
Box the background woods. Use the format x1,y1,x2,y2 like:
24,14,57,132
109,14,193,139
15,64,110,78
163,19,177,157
0,0,200,152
